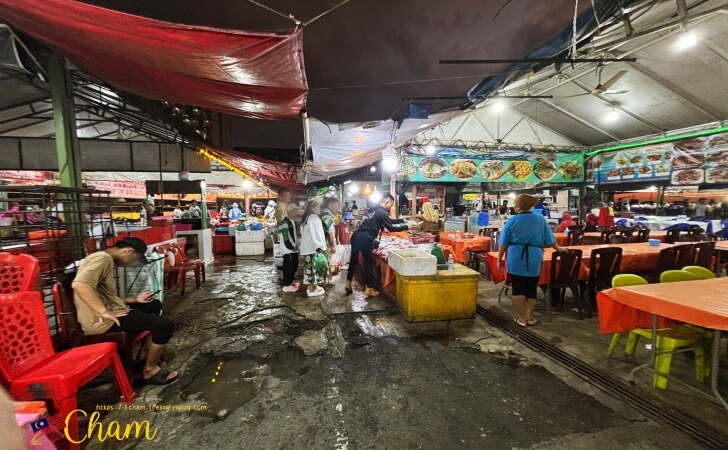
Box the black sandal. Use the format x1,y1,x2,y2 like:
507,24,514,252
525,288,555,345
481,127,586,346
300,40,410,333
142,368,179,385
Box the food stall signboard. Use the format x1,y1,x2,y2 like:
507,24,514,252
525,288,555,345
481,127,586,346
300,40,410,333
400,154,583,183
589,132,728,185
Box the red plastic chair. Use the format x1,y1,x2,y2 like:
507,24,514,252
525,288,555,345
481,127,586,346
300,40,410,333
157,243,200,295
175,241,205,284
0,252,40,294
0,291,135,449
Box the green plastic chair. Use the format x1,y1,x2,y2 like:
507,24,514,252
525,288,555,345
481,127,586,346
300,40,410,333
627,269,705,389
606,275,648,358
682,266,716,280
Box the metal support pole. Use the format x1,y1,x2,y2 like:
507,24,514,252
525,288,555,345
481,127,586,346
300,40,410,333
47,53,86,260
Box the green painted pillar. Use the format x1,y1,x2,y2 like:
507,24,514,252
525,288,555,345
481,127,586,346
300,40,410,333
48,53,82,189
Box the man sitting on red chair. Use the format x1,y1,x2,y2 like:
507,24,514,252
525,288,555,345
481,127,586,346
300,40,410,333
72,237,179,385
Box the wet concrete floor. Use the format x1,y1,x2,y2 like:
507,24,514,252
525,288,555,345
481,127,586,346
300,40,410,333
76,255,709,449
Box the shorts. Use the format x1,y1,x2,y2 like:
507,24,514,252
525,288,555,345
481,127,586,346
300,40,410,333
509,274,540,299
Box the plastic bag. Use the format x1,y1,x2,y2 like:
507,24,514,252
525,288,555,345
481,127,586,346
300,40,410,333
273,246,283,268
329,252,341,275
336,244,351,266
314,252,329,271
430,244,446,264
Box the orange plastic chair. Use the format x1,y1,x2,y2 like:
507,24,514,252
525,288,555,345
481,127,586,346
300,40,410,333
0,291,135,449
0,252,40,294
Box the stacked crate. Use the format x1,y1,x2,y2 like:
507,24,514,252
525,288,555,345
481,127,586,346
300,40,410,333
235,229,266,256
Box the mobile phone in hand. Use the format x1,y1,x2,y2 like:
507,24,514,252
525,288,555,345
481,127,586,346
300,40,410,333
141,289,161,302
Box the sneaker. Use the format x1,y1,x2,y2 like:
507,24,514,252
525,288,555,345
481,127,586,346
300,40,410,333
282,285,300,293
307,286,325,297
344,281,353,294
364,287,380,297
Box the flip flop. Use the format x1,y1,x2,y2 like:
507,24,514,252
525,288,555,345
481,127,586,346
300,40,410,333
142,368,179,385
514,318,527,328
527,319,540,326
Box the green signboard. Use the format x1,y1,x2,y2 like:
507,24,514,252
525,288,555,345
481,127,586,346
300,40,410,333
398,154,584,183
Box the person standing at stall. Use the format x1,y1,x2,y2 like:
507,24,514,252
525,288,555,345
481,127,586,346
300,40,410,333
497,194,565,327
320,197,339,285
300,200,328,297
278,203,301,293
346,194,409,297
275,188,292,225
188,199,202,218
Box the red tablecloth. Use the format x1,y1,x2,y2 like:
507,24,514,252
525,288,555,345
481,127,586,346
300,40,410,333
439,232,491,264
487,242,672,286
596,278,728,334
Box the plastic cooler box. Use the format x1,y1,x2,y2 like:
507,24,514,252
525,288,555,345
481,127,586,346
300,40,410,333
236,230,266,243
388,248,437,276
235,242,265,256
395,264,480,322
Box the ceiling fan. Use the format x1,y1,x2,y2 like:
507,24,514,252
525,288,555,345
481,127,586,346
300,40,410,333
560,66,629,99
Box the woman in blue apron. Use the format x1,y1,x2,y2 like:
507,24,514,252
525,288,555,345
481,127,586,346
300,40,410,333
497,194,565,327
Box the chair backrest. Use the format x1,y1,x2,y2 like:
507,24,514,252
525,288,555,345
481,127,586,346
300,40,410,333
0,291,56,383
579,236,602,246
660,270,701,283
633,229,650,243
665,229,682,244
701,233,718,242
691,241,715,269
616,229,634,240
673,244,695,270
567,225,582,231
51,272,83,350
584,225,598,232
677,234,701,242
682,265,716,279
550,249,582,287
612,273,648,287
0,253,40,294
687,224,704,235
156,244,176,268
654,247,676,275
174,242,190,264
600,230,614,244
608,234,630,244
488,231,500,252
566,229,583,246
589,247,623,285
478,228,488,236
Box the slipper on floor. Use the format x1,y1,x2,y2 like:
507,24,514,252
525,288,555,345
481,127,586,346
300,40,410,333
132,357,170,370
141,368,179,385
527,319,540,326
514,318,527,328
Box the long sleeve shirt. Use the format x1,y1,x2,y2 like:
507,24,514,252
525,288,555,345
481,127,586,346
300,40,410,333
300,215,327,255
354,205,407,241
277,217,298,256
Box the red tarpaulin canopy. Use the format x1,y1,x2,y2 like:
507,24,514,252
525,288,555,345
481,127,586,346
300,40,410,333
0,0,308,120
200,147,301,190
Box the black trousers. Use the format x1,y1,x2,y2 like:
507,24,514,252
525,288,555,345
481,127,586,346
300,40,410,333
282,253,299,286
107,299,175,345
347,232,374,287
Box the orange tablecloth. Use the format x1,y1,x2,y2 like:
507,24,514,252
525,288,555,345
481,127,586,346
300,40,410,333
487,242,672,286
554,230,668,246
439,232,491,264
597,278,728,334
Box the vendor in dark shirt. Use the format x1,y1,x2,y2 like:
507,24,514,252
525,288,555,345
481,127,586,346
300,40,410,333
346,194,409,297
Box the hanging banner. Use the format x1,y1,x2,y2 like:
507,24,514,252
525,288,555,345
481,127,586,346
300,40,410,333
589,132,728,185
399,154,583,183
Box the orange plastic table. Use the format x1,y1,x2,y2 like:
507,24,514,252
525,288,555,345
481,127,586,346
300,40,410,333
597,279,728,409
554,230,668,246
439,232,491,264
487,242,671,286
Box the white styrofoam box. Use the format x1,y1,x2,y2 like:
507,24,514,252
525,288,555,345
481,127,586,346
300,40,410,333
388,248,437,277
235,241,265,256
228,227,237,236
236,229,266,243
444,220,466,232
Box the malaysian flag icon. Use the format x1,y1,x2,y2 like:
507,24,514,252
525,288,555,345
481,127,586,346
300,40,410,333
30,418,49,433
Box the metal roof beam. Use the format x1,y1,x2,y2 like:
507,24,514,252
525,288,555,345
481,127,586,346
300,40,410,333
535,98,620,141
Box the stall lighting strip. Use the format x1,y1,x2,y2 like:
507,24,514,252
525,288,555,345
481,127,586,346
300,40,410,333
197,147,274,194
585,125,728,157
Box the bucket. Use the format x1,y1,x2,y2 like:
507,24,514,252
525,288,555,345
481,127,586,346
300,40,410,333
477,213,490,226
648,239,660,247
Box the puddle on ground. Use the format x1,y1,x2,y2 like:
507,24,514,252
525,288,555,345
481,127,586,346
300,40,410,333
180,347,316,420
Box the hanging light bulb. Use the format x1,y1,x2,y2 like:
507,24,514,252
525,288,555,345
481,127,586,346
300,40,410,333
605,109,619,122
492,101,506,113
382,145,398,172
369,188,382,203
349,183,360,194
363,184,372,196
370,166,377,173
425,143,435,155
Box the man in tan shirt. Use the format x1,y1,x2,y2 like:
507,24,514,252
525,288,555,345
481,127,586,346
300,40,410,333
274,187,292,225
72,237,178,385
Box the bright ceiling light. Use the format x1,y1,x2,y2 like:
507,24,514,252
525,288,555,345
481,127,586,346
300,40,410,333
677,32,697,49
349,183,359,194
369,189,382,203
242,179,253,189
425,144,435,155
606,110,619,122
508,192,516,199
370,166,377,173
492,101,506,113
382,145,398,172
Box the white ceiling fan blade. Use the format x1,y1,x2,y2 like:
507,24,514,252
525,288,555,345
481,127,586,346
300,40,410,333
559,92,592,99
600,70,628,91
602,90,630,95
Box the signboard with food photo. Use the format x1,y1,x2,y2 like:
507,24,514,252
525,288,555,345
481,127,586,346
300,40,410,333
589,143,672,184
400,154,584,184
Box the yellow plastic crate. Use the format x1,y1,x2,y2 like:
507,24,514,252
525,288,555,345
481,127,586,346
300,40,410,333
394,264,480,322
